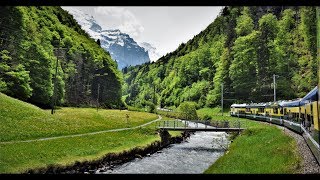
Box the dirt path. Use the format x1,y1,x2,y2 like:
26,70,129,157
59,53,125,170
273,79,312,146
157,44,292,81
0,115,162,144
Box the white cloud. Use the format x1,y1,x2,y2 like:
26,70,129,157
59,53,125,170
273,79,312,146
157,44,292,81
94,7,144,39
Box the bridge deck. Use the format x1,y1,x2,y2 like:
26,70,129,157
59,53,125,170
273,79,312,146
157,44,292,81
158,127,245,132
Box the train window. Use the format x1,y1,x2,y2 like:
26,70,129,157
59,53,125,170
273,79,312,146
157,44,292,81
258,108,264,113
284,108,287,115
273,108,278,114
280,108,283,114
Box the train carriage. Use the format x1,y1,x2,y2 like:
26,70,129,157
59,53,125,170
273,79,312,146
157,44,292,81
279,100,303,133
246,103,267,121
230,104,246,117
265,102,283,125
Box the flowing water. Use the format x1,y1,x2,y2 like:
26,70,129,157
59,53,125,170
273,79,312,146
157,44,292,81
96,121,230,174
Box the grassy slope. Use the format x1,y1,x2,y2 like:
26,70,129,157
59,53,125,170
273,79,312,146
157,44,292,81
197,108,302,174
0,93,181,173
0,93,158,141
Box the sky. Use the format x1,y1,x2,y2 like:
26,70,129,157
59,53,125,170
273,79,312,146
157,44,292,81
64,6,223,59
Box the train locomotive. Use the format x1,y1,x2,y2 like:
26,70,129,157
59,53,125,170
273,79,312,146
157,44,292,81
230,86,320,164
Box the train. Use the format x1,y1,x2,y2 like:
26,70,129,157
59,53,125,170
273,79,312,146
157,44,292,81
230,86,320,164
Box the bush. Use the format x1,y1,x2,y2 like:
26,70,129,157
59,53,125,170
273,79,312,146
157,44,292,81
142,100,155,113
177,101,198,120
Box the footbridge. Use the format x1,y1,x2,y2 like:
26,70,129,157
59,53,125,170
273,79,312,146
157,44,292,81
156,120,246,132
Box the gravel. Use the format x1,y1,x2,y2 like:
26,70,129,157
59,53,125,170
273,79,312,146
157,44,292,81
278,126,320,174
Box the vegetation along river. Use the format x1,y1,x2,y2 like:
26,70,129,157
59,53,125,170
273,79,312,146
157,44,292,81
96,121,230,174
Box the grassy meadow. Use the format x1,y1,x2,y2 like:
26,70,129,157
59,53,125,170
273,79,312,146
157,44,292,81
0,93,184,173
0,93,158,142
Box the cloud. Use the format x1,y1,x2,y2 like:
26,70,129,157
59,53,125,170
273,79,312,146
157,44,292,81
94,7,144,38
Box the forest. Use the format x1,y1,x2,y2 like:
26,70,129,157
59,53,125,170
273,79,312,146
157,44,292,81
0,6,124,109
123,6,318,111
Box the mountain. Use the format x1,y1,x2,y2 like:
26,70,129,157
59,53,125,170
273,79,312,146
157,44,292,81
138,42,161,62
123,6,317,110
63,7,152,69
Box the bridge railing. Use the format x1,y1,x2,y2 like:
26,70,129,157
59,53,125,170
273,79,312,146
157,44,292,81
155,119,186,128
156,119,244,130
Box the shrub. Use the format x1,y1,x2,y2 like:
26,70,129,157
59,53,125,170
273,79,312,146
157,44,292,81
177,101,198,120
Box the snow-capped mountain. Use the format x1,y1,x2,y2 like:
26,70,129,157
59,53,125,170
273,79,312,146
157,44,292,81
138,42,161,62
63,7,151,69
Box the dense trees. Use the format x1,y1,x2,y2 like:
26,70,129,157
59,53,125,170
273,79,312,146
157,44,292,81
124,6,317,109
0,6,123,108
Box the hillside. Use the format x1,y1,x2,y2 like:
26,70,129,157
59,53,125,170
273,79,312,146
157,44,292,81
0,92,162,173
0,6,123,108
123,6,317,109
0,92,158,142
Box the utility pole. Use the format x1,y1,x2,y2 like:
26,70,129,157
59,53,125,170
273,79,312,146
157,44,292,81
221,83,224,116
273,74,276,102
97,83,100,112
51,38,60,115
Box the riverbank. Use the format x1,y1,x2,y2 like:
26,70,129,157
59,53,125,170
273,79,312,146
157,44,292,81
26,131,188,174
204,124,301,173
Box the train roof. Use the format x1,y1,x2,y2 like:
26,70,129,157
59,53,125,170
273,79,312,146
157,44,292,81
278,99,301,107
300,86,318,105
245,103,267,108
230,103,247,108
279,86,318,107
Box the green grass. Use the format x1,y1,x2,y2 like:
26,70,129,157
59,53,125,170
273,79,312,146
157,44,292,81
0,125,160,173
204,125,301,174
0,93,182,173
0,116,183,174
197,107,230,119
0,93,158,141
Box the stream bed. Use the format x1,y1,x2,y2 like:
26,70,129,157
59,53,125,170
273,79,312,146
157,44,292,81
96,121,230,174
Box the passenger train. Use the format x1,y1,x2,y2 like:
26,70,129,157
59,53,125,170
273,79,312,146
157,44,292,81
230,86,320,164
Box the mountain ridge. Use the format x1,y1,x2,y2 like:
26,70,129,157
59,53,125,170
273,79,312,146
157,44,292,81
63,7,158,69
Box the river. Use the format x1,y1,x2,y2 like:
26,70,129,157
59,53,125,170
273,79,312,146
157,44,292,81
95,121,230,174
